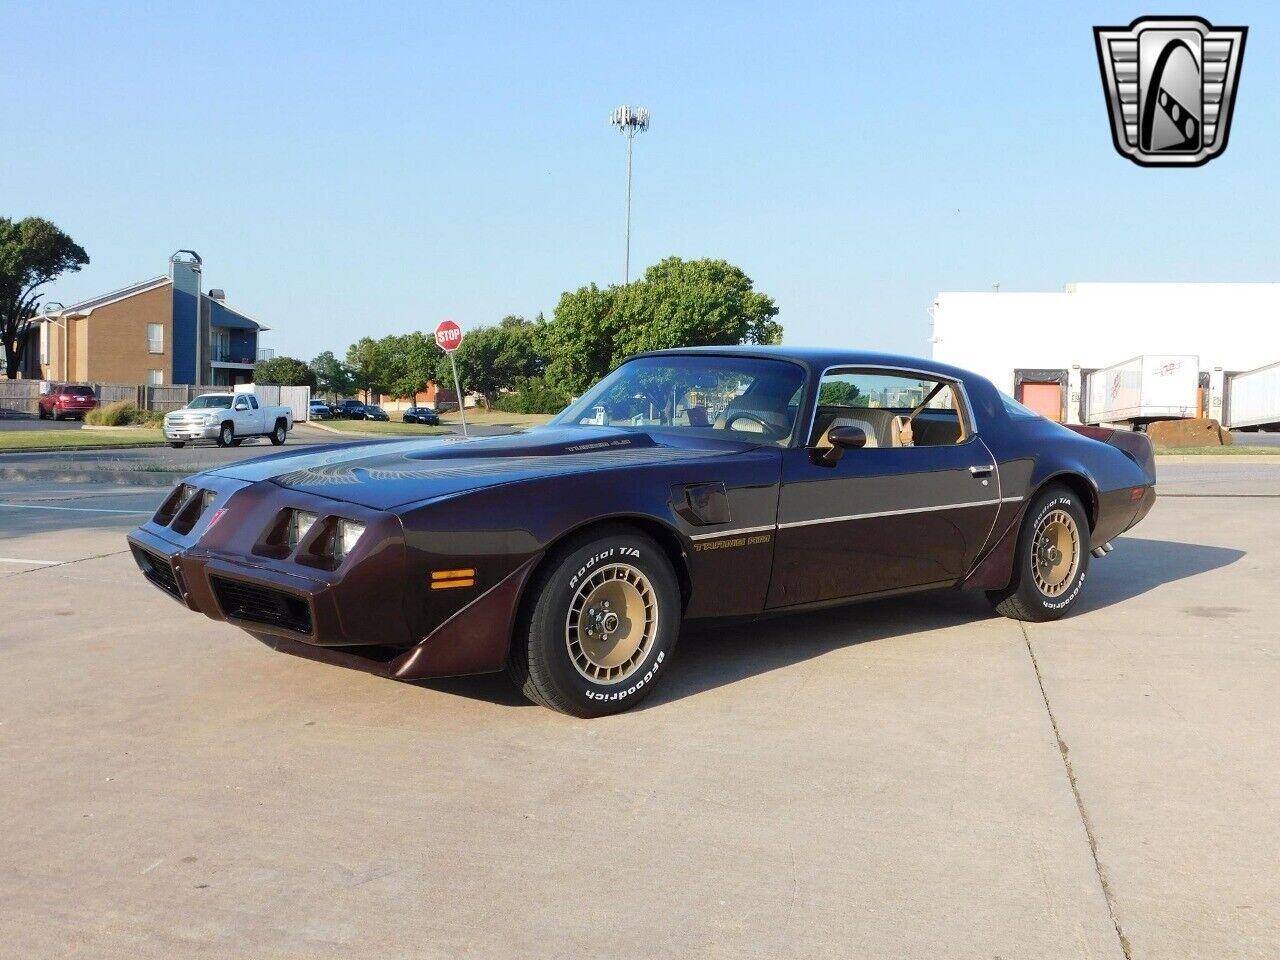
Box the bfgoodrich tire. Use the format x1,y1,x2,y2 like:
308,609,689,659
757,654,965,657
987,483,1091,622
508,526,682,717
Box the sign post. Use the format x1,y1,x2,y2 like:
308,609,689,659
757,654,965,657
434,319,467,437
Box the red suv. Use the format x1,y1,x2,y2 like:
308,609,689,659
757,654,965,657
38,384,99,421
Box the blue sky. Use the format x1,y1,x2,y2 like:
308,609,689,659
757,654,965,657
4,1,1276,360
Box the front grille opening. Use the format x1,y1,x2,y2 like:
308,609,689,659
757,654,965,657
132,545,181,598
211,576,313,635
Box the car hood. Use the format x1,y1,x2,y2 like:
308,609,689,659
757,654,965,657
205,426,756,510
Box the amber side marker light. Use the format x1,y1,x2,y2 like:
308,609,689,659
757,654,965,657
431,568,475,590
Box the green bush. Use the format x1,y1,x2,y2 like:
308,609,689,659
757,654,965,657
85,400,135,426
85,400,163,427
493,377,570,415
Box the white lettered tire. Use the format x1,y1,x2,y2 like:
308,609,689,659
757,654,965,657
987,483,1091,622
508,526,682,717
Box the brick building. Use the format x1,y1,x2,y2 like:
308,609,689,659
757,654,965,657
35,251,270,387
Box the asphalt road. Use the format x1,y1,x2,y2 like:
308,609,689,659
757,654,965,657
1,460,1277,959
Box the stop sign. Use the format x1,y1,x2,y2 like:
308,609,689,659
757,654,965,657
434,319,464,352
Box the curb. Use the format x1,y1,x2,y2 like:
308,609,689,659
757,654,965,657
0,442,168,454
0,466,183,486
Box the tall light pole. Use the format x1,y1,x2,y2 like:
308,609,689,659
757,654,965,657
610,105,650,284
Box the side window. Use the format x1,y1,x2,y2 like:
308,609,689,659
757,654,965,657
247,396,259,410
810,370,969,449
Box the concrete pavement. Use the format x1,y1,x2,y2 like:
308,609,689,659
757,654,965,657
0,462,1276,958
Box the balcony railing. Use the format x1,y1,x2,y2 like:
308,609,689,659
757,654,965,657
207,346,272,364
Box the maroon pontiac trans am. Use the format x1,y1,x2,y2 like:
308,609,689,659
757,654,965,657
128,348,1156,716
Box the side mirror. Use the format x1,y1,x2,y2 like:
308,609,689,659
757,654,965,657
820,425,867,463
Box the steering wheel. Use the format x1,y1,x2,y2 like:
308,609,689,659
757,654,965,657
724,411,785,440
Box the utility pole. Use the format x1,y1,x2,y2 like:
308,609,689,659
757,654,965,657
610,105,650,284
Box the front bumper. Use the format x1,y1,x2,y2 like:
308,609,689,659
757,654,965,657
164,421,220,440
126,477,535,680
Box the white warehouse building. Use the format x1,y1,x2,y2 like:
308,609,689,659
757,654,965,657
929,282,1280,427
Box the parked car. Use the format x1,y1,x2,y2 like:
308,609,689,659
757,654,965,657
335,399,366,419
308,399,333,420
162,392,293,448
38,384,98,421
129,347,1156,717
360,405,389,422
402,406,441,425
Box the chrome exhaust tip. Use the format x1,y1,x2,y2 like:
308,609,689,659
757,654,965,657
1091,546,1108,559
1103,542,1114,553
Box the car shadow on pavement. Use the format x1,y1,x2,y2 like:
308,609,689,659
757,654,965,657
416,536,1244,711
1073,536,1245,613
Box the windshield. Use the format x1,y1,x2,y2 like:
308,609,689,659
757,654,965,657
187,395,233,410
367,406,385,413
551,354,806,446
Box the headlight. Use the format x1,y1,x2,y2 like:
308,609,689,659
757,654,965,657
204,413,218,424
287,510,318,549
333,519,366,562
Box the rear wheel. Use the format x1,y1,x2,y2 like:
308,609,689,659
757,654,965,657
987,484,1091,622
168,441,186,448
38,405,48,420
216,422,235,447
507,526,682,717
270,420,287,445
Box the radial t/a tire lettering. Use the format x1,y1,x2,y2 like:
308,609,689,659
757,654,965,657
987,483,1091,622
507,526,682,717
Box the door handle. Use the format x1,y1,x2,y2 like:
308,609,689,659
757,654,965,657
968,465,994,477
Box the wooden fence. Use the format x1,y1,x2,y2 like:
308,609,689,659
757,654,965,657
0,381,302,418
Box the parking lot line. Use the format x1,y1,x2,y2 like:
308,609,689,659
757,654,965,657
0,502,151,514
0,557,61,566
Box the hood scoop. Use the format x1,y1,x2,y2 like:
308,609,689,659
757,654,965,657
403,427,659,461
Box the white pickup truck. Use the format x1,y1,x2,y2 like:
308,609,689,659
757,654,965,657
163,393,293,449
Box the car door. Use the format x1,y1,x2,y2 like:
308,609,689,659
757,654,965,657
766,368,1001,608
232,395,255,434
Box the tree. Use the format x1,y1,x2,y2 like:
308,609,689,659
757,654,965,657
817,380,862,406
383,331,436,403
542,257,782,396
434,315,547,406
254,355,317,388
309,350,355,397
345,337,383,402
0,217,89,379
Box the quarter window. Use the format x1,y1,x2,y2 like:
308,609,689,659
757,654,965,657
147,323,164,354
810,370,970,449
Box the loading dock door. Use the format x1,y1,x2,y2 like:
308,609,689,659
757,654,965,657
1020,383,1065,421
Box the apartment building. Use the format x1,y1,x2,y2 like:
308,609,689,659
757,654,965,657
36,251,271,386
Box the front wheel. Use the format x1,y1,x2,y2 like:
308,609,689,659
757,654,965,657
168,441,186,449
507,526,682,717
987,484,1091,622
216,422,234,447
270,421,287,445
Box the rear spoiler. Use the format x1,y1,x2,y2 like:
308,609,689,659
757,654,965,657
1065,425,1156,483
